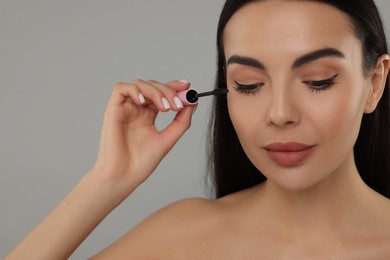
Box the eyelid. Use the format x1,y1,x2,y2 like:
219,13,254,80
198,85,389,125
233,81,264,95
302,74,338,86
234,80,264,86
303,74,339,92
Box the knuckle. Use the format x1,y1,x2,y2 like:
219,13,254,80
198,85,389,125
147,79,158,84
113,82,124,88
162,86,177,97
113,82,126,91
151,91,164,100
113,82,137,94
132,79,144,85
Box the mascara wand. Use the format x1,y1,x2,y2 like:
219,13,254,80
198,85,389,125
177,88,229,105
195,88,229,98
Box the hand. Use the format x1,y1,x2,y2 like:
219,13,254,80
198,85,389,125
4,79,197,260
92,79,196,192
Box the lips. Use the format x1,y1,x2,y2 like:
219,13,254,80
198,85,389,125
263,142,316,167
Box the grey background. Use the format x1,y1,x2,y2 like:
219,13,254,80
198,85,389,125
0,1,389,258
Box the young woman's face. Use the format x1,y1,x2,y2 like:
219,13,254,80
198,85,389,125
224,1,372,190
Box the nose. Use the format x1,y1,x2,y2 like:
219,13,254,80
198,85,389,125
265,87,301,128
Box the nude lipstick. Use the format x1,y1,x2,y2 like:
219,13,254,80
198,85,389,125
177,88,228,105
264,142,316,167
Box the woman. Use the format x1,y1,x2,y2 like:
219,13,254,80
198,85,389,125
6,0,390,258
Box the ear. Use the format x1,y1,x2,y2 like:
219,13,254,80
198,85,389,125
365,54,390,113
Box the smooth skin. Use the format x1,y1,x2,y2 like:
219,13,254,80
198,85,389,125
6,1,390,259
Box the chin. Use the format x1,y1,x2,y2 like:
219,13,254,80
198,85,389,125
263,169,327,192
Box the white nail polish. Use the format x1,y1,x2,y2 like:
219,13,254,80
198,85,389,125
138,93,145,104
162,97,171,109
174,96,183,108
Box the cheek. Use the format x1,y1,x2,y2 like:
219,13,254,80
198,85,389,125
227,94,264,147
307,86,367,147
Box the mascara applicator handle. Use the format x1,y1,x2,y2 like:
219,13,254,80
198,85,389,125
177,89,199,105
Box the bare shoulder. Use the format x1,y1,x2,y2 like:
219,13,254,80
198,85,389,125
91,197,228,259
361,192,390,257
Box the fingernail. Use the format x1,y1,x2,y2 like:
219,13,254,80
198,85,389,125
138,93,145,104
179,80,190,84
162,97,171,109
173,96,183,108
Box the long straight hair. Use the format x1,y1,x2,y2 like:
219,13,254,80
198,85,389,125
207,0,390,199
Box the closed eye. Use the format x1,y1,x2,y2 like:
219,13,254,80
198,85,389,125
233,81,264,95
303,74,338,93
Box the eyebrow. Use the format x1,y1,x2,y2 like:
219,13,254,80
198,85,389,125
227,55,266,70
226,48,345,71
292,48,345,69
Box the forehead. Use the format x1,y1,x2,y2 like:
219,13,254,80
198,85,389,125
223,1,359,59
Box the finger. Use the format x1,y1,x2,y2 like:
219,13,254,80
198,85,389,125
147,80,185,111
108,82,146,107
159,105,196,152
108,80,191,113
165,80,192,92
131,79,175,112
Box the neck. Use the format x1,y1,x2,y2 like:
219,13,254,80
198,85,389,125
253,152,374,238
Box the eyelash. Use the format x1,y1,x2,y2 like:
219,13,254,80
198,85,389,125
303,74,338,93
233,74,338,95
233,81,264,95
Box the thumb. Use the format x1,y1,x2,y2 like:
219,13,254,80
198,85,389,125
159,105,195,152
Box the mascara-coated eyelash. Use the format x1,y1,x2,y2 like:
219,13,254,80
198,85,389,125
303,74,338,93
233,81,264,95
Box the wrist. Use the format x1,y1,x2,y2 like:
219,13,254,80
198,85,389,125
84,167,137,207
